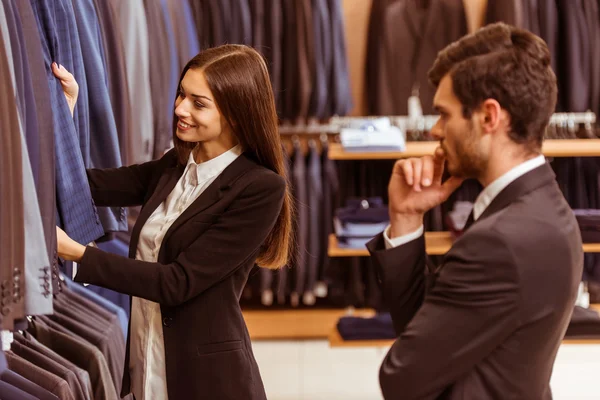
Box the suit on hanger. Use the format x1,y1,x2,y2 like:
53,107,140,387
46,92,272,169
556,0,590,112
71,0,126,235
107,0,154,164
365,0,401,115
9,341,86,400
14,332,94,400
263,0,283,115
327,0,353,116
0,380,39,400
5,352,75,400
32,317,119,400
381,0,467,115
12,0,57,281
309,0,330,119
368,163,582,399
92,0,131,165
1,368,58,400
485,0,524,29
74,149,284,399
29,0,106,246
0,19,25,331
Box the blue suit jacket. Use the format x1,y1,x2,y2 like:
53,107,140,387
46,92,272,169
30,0,105,245
71,0,127,233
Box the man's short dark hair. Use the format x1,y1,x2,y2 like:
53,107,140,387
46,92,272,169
428,22,557,149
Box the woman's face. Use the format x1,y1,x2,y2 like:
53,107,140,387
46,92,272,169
174,69,233,145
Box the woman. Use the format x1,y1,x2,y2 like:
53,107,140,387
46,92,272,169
53,45,293,400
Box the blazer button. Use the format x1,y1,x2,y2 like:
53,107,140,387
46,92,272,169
162,317,172,327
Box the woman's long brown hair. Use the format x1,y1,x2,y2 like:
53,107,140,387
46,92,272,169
172,45,293,269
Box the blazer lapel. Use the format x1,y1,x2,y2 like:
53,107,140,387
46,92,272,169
128,165,183,258
475,162,557,224
159,153,260,252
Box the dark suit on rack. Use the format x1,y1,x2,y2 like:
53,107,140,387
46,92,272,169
381,0,467,115
9,341,86,400
327,0,353,116
368,163,582,399
263,0,283,114
71,0,127,235
5,351,75,400
14,332,94,400
74,149,284,399
0,368,58,400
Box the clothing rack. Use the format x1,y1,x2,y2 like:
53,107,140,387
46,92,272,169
278,111,597,134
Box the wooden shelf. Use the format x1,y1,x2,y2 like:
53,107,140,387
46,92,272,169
329,139,600,160
328,232,454,257
243,308,376,340
329,304,600,347
329,233,600,257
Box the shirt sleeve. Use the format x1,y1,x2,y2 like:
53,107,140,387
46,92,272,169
383,224,424,249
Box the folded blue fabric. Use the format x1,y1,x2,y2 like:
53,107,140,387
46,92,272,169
337,313,395,340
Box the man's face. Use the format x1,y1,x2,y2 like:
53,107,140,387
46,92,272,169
431,75,488,179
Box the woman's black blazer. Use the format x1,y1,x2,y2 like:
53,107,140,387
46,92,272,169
75,148,285,399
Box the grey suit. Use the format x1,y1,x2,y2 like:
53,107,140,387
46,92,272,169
0,10,25,331
32,317,119,400
5,351,74,400
107,0,154,164
1,368,58,400
12,0,57,287
10,341,86,400
14,332,94,400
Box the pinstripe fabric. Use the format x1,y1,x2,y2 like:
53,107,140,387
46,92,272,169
30,0,105,245
71,0,127,233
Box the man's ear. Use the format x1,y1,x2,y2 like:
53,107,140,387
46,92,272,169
479,99,502,133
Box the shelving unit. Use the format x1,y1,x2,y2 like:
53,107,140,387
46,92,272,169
328,233,600,257
328,139,600,160
328,304,600,347
243,308,377,340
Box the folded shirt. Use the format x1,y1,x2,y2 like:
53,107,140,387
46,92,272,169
337,313,395,340
572,209,600,242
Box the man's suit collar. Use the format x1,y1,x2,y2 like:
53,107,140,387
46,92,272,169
466,161,556,228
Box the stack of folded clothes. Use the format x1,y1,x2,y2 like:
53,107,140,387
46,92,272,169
340,117,406,152
336,306,600,341
334,197,389,249
572,209,600,242
564,305,600,339
336,313,395,340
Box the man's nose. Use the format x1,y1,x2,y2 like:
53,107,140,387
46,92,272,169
430,118,443,140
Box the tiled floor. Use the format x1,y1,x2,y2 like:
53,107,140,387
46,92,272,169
251,340,600,400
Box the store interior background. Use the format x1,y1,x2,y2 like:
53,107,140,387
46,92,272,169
248,1,600,399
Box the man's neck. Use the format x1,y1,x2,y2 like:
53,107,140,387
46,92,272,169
478,150,540,187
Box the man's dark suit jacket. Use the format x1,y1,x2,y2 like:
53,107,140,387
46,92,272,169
367,163,583,399
74,148,285,400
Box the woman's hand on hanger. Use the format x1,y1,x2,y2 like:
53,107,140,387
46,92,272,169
387,147,464,238
51,62,79,118
56,226,86,262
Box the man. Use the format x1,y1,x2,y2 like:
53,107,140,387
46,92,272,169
368,22,583,399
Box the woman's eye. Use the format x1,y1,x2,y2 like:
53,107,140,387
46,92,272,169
194,102,205,109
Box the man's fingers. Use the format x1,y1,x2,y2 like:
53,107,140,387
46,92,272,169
411,159,423,191
432,147,446,183
421,156,434,187
401,160,414,186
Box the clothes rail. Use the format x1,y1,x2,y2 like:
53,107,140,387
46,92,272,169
278,112,597,134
